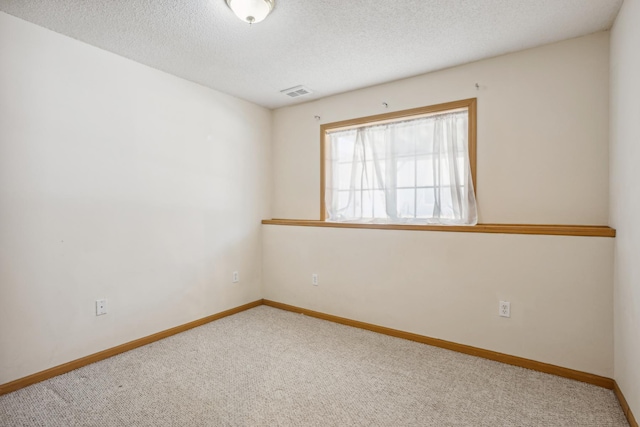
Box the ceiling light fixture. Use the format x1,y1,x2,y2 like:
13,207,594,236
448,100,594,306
225,0,274,24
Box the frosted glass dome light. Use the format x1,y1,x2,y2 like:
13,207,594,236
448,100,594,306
226,0,275,24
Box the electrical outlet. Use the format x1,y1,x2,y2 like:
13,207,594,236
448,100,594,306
499,301,511,318
96,299,107,316
311,273,318,286
232,271,239,283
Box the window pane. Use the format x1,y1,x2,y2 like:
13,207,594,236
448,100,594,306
361,190,374,218
372,190,386,218
351,162,364,190
338,190,350,212
374,161,386,190
439,188,454,218
362,161,375,190
438,157,452,186
416,155,434,187
338,163,352,190
397,188,415,218
396,158,415,188
416,188,435,218
335,133,356,161
457,156,465,183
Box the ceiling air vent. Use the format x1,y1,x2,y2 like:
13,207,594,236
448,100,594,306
280,85,313,98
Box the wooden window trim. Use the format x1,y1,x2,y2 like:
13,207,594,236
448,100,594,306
320,98,477,221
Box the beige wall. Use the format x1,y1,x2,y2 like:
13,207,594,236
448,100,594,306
266,32,614,376
610,0,640,415
0,10,617,388
262,226,614,376
0,13,270,384
272,32,610,225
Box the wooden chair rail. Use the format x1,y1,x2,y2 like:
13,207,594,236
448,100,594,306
262,219,616,238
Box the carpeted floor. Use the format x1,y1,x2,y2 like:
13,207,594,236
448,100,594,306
0,306,629,426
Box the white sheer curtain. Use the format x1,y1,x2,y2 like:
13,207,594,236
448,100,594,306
325,111,477,225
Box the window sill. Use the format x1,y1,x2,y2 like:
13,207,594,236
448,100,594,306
261,219,616,238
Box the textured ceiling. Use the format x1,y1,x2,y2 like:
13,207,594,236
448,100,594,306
0,0,623,109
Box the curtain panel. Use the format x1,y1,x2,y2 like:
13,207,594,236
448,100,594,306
325,111,477,225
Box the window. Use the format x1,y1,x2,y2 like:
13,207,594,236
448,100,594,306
321,98,477,225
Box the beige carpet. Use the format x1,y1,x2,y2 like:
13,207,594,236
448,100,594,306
0,306,629,426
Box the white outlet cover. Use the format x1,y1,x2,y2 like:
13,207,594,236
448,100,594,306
312,273,318,286
96,299,107,316
499,301,511,318
232,271,239,283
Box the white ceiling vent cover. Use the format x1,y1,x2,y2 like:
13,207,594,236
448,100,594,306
280,85,313,98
